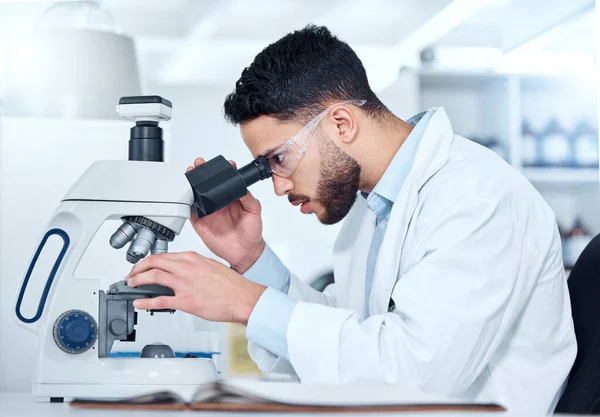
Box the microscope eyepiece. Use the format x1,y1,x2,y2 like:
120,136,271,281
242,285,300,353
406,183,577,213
185,155,273,218
238,156,272,185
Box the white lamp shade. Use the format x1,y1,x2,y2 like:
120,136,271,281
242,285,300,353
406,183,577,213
4,27,141,119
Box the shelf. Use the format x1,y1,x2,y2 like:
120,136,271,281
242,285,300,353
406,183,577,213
522,168,599,184
519,73,593,91
419,70,508,89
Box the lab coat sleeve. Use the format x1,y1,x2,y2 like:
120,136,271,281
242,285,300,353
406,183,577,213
285,192,537,396
243,243,292,293
245,246,338,375
246,287,297,359
243,243,337,306
246,277,338,376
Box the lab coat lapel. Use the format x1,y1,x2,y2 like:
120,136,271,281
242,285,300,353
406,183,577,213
369,183,418,315
370,108,454,315
332,195,375,318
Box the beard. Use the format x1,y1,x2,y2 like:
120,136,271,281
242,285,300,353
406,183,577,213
290,133,361,225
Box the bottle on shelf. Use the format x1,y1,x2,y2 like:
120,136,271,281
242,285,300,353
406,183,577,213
563,216,593,269
571,119,599,169
522,120,539,167
539,117,571,168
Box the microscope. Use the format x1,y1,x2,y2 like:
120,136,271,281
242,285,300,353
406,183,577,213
14,96,272,401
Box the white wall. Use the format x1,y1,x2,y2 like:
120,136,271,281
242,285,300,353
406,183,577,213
419,78,511,146
377,68,421,119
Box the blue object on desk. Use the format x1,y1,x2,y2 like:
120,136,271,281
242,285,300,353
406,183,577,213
107,351,218,359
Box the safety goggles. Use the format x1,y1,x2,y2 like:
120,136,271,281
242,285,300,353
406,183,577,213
264,99,366,177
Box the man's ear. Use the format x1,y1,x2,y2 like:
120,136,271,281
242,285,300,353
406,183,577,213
330,106,359,145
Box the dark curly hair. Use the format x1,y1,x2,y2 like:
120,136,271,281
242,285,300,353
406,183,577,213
223,25,390,125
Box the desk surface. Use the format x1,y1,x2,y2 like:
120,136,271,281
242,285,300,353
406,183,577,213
0,393,539,417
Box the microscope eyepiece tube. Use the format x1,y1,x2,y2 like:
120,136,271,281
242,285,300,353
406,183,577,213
238,156,272,187
129,122,164,162
126,227,156,263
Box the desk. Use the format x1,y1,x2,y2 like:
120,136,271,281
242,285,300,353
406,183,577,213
0,393,528,416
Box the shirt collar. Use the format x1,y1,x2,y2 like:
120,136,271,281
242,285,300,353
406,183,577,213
362,109,433,204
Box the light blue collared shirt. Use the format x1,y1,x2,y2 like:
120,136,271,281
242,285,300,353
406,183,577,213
244,110,433,360
362,109,432,312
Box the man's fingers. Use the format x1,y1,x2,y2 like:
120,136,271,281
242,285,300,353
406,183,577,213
238,192,261,215
188,158,235,172
133,296,176,311
156,251,200,264
128,269,178,289
127,254,182,278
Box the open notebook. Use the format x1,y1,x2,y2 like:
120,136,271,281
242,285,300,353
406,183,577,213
70,379,506,413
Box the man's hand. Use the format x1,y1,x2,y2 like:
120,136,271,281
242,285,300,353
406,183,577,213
187,158,265,274
126,252,267,325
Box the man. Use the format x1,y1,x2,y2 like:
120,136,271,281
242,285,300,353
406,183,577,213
127,25,576,413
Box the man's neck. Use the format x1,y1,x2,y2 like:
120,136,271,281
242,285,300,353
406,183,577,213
355,118,414,194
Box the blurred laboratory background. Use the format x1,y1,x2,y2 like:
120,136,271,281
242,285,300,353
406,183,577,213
0,0,597,386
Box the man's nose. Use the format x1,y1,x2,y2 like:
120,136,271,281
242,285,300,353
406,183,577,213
272,175,293,197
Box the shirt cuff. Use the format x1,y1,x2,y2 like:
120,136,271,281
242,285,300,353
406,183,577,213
243,243,290,293
246,287,297,360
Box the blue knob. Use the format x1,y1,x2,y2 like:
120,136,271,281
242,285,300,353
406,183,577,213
53,310,97,354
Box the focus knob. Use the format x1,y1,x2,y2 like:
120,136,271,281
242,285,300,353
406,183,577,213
53,310,97,354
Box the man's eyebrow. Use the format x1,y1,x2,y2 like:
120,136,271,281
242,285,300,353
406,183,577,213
258,144,283,159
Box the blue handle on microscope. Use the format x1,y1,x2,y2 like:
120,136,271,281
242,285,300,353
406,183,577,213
15,229,70,324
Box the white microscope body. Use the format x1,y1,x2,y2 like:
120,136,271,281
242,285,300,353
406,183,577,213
14,97,219,400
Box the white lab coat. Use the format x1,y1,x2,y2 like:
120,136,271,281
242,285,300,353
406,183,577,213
248,107,577,414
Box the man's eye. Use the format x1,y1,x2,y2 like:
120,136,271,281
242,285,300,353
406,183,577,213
272,153,285,165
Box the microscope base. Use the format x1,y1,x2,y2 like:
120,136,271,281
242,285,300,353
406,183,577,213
32,358,218,400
